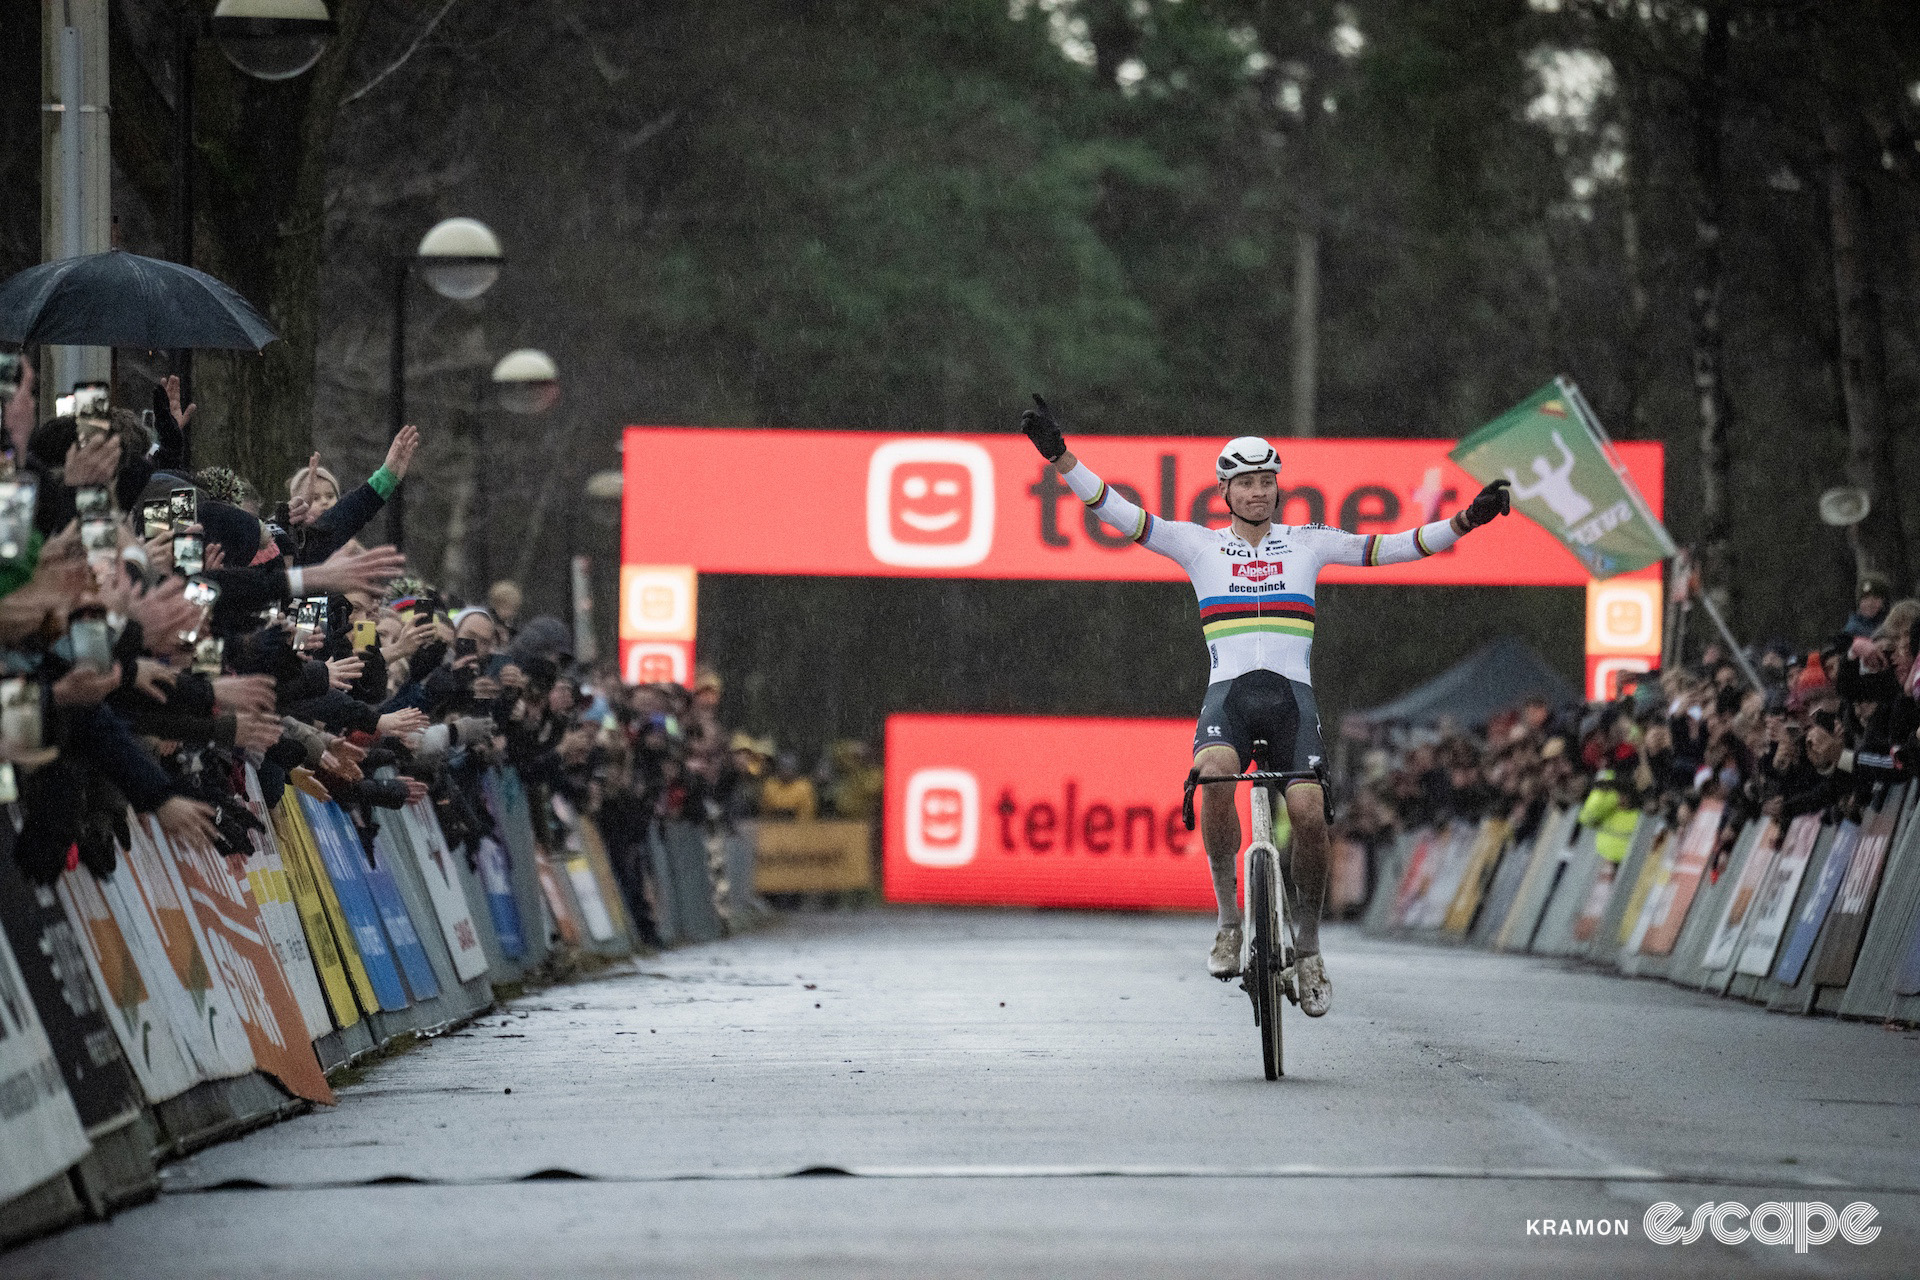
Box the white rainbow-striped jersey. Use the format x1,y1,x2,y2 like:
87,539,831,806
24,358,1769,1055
1061,460,1460,687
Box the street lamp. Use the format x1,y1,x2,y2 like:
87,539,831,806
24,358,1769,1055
170,0,335,453
389,217,505,549
210,0,336,81
491,348,560,415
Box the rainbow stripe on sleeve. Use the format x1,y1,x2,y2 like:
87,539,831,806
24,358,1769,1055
1082,484,1153,542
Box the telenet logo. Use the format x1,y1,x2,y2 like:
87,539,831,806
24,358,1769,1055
620,565,697,641
1586,578,1661,655
904,768,979,867
866,440,996,568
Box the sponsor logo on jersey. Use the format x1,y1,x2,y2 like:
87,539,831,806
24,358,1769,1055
1232,560,1281,583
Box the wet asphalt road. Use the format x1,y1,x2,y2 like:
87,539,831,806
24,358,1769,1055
8,908,1919,1278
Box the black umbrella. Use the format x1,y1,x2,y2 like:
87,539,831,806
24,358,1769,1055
0,250,278,351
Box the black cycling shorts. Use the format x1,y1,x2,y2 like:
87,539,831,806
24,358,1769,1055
1192,669,1325,779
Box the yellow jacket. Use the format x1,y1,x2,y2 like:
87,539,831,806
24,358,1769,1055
1578,772,1640,864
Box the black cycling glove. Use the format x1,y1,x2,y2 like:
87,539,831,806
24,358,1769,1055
1020,393,1066,462
1460,478,1511,529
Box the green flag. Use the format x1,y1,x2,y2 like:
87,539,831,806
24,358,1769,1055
1450,379,1675,579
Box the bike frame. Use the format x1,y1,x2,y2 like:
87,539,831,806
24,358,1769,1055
1244,784,1291,976
1182,764,1324,1078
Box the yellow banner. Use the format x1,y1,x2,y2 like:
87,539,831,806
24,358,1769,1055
273,799,371,1024
755,820,874,894
1442,819,1510,934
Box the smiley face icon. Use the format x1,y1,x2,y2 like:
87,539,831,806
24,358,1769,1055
867,441,995,568
919,787,965,846
892,464,973,542
904,768,979,866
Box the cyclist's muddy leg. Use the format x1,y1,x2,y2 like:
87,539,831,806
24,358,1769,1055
1195,745,1242,927
1285,782,1329,955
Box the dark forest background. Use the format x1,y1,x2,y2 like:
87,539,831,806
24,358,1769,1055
3,1,1918,754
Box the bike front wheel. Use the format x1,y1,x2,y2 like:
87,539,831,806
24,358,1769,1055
1247,846,1284,1080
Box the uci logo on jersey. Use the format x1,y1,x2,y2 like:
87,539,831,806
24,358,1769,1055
1232,560,1281,583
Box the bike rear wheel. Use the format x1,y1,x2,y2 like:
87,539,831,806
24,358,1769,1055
1247,846,1284,1079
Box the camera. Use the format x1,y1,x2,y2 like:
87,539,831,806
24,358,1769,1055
0,478,37,563
455,636,478,659
81,517,120,583
172,531,205,577
68,606,113,674
139,497,172,539
55,382,108,420
182,578,221,611
168,487,197,529
75,485,111,519
292,596,327,648
192,635,224,676
1,676,43,752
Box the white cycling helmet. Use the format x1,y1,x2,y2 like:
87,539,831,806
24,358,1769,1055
1216,435,1281,482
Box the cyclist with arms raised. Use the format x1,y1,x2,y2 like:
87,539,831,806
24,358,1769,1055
1019,397,1511,1016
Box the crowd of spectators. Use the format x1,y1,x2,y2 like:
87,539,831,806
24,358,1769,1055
1339,573,1920,900
595,663,882,835
0,358,884,944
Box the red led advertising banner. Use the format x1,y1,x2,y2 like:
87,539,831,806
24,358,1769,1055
885,713,1269,911
624,427,1664,585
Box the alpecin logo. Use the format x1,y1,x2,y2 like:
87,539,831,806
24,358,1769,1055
1232,560,1281,583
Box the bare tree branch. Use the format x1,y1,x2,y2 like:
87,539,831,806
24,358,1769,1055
343,0,464,106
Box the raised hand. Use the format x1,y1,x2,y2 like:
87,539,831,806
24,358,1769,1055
1458,479,1511,531
1020,393,1066,462
164,375,196,431
52,663,120,707
307,543,408,597
377,707,430,738
155,796,219,851
234,711,285,753
384,424,421,480
212,673,276,716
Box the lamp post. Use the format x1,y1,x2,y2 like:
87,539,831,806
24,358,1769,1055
390,216,504,550
491,348,560,415
169,0,336,444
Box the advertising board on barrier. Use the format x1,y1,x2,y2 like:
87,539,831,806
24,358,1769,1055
271,800,372,1026
1774,821,1860,987
1737,815,1821,978
119,820,256,1080
625,427,1664,585
352,815,442,1004
241,770,334,1041
1636,799,1722,956
755,820,876,894
1811,799,1899,988
163,826,334,1105
297,793,411,1013
0,916,90,1203
0,853,143,1133
55,867,197,1104
474,836,527,959
884,714,1228,910
401,800,490,983
1700,818,1778,973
